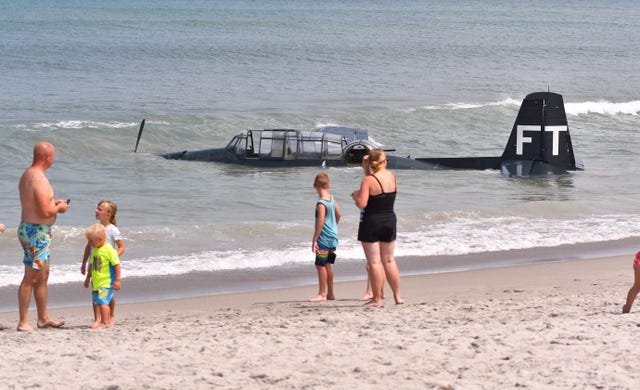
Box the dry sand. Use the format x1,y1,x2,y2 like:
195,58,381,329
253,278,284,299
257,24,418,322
0,254,638,389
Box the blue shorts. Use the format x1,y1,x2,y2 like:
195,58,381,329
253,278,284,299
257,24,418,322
17,222,52,270
315,249,336,267
92,288,115,306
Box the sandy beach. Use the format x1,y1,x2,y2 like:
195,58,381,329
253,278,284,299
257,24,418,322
0,252,638,389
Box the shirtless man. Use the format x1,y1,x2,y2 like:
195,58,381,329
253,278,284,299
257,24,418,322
17,142,69,331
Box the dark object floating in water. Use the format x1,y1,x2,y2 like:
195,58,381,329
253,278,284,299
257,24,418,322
135,91,583,176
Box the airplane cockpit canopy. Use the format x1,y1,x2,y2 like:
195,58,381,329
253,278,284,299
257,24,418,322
225,129,349,161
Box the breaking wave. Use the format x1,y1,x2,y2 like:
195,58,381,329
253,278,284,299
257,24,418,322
565,101,640,116
420,98,640,117
1,213,639,287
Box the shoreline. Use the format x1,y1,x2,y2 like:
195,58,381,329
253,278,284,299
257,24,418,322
0,251,634,322
0,237,636,313
0,251,637,388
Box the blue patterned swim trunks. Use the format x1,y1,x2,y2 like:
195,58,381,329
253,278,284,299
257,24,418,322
92,287,115,305
18,222,52,270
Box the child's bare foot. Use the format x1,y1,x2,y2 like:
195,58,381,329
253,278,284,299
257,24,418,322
327,294,335,300
91,321,113,330
623,304,631,314
89,320,102,329
90,324,106,330
109,317,116,327
309,294,327,302
394,294,405,305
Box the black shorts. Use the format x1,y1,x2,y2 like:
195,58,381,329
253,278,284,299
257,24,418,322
315,250,336,266
357,213,397,243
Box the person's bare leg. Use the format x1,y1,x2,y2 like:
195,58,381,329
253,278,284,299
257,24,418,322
361,265,374,300
93,299,99,321
362,264,386,300
109,298,116,326
362,242,384,307
100,304,111,328
326,264,335,300
34,264,50,326
380,241,403,304
310,265,328,301
623,265,640,313
91,305,111,329
17,266,38,331
89,303,101,329
35,264,64,328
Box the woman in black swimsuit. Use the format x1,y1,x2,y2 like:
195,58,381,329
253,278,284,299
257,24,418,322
351,149,403,306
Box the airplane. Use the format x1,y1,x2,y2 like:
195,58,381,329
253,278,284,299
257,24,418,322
135,91,583,176
415,91,584,176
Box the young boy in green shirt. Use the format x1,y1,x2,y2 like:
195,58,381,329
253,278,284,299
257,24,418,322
83,223,121,329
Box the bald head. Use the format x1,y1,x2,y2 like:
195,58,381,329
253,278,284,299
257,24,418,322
33,142,55,167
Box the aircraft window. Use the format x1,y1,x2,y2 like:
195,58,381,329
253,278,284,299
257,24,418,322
260,138,272,158
234,136,247,157
259,130,289,159
326,139,343,156
225,136,240,152
246,131,258,158
295,131,344,159
298,132,322,157
273,131,291,158
284,132,297,160
300,141,321,156
271,138,284,158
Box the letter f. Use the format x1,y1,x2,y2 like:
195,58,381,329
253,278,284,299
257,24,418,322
516,125,541,155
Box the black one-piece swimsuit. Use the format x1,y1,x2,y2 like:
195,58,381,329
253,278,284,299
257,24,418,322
357,174,397,243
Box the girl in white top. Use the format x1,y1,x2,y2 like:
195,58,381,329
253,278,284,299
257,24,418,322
81,200,125,325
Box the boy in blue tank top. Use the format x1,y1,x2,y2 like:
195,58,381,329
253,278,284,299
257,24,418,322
310,172,341,302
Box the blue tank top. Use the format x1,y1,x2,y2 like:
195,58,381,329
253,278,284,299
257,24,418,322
316,196,339,249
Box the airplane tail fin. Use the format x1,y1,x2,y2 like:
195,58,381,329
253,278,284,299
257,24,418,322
500,92,580,173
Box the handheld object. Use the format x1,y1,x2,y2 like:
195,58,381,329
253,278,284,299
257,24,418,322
66,198,71,205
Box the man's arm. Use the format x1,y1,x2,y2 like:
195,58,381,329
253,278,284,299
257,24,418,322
32,176,67,219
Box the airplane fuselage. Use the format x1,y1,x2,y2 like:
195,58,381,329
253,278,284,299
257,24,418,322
143,92,583,177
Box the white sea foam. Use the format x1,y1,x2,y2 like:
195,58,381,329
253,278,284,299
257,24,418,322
421,98,520,111
397,214,640,257
419,98,640,117
565,101,640,116
27,121,138,130
1,214,638,288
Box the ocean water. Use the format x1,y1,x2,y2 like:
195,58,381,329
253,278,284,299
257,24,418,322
1,0,640,299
